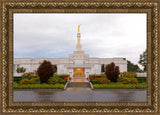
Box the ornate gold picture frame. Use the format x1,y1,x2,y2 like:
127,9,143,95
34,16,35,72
0,0,159,114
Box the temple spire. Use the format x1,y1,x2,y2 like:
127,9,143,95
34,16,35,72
76,25,82,51
78,24,81,32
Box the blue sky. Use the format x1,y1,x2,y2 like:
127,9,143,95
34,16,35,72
14,13,146,64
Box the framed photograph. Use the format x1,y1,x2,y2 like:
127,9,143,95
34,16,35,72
0,0,159,114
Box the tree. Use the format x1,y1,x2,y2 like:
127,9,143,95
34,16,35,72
101,64,105,73
138,50,147,72
16,67,26,73
37,60,55,83
127,60,143,72
105,62,120,82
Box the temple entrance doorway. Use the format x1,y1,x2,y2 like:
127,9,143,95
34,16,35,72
73,68,85,77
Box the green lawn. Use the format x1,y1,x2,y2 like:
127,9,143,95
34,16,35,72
93,82,147,89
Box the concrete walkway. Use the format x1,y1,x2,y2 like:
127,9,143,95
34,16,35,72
14,88,147,102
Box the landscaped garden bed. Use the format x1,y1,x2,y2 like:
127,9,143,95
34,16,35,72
89,63,147,89
13,74,70,89
13,60,70,89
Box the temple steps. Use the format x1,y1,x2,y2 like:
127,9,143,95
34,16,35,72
67,82,91,88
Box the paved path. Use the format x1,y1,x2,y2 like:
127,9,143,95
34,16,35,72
14,88,147,102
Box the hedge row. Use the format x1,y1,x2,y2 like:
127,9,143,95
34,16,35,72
14,77,22,83
89,75,106,78
136,77,146,83
13,82,64,89
93,83,146,89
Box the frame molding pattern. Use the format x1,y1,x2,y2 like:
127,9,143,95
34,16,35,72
1,1,159,114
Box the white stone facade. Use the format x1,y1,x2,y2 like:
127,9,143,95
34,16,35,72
14,30,127,78
14,57,127,78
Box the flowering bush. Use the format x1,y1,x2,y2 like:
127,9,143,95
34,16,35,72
48,77,61,85
122,77,130,84
89,74,106,79
91,79,100,84
118,72,138,84
117,77,126,82
20,77,40,85
30,77,40,84
118,77,138,84
19,79,30,85
59,79,66,84
64,77,68,80
54,74,69,79
22,72,36,79
129,78,138,84
90,77,94,80
120,72,137,78
99,78,110,84
95,78,99,80
91,78,110,84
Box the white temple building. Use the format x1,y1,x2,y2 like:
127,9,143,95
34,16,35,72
14,25,127,78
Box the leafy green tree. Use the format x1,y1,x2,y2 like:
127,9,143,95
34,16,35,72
138,50,147,72
127,60,143,72
16,67,26,73
37,60,55,83
101,64,105,73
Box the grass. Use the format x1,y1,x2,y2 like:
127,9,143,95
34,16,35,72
13,82,64,89
93,82,147,89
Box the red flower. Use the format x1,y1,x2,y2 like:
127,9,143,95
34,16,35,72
64,77,68,80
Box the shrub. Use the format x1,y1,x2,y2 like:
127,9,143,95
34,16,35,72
16,67,26,73
37,60,55,83
91,79,100,84
22,72,36,79
54,74,69,79
119,77,138,84
99,78,110,84
48,77,61,85
14,84,64,89
14,77,22,83
105,62,120,82
122,77,130,84
118,72,138,84
19,79,30,85
117,76,126,82
129,78,138,84
64,77,68,80
93,83,147,89
89,75,106,79
136,77,146,83
30,77,40,84
120,72,137,78
59,79,66,84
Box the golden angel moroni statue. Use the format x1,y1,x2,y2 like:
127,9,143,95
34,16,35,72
78,24,81,32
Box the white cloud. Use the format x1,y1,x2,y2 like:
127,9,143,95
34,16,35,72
14,13,146,64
